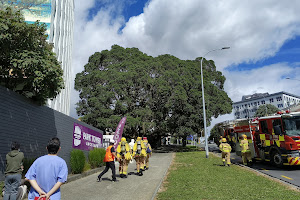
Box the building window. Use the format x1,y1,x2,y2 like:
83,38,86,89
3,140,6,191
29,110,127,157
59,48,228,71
258,101,260,105
269,98,274,103
261,100,265,104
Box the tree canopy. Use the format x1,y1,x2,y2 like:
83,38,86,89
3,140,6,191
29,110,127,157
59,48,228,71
0,8,64,104
254,104,279,117
75,45,232,141
0,0,49,13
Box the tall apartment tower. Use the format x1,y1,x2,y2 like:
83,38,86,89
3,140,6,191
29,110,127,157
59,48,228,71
47,0,75,115
17,0,74,115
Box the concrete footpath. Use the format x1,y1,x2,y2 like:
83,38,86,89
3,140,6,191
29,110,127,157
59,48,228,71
61,153,174,200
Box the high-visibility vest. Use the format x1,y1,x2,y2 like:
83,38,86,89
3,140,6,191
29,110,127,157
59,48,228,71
240,139,250,153
104,146,115,162
219,143,231,153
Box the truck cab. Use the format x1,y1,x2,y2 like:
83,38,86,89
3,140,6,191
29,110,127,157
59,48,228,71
255,111,300,167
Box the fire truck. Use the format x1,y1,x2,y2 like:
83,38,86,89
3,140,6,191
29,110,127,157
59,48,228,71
219,111,300,167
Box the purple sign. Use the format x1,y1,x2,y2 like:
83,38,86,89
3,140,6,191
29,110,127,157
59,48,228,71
73,123,103,151
113,117,127,149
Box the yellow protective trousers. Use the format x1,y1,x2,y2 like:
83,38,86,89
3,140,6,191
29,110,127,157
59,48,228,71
222,152,231,165
145,154,151,168
135,156,145,172
119,158,130,175
242,151,252,165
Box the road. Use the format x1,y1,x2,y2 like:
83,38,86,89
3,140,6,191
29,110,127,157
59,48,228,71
206,143,300,188
61,153,173,200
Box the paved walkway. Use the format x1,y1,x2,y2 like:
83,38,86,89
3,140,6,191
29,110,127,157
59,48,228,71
61,153,174,200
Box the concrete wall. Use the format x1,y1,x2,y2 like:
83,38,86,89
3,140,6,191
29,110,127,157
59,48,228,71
0,86,103,181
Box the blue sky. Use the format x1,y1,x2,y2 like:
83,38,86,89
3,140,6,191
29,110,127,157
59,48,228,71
72,0,300,127
87,0,149,23
228,36,300,72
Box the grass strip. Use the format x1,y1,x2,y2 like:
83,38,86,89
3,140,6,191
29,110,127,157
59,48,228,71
157,151,300,200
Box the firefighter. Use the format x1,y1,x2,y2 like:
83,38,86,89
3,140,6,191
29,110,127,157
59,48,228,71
240,134,252,165
219,136,223,145
133,137,147,176
142,137,152,170
219,138,231,166
116,137,132,178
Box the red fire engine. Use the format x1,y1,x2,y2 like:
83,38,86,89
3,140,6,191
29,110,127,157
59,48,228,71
219,111,300,167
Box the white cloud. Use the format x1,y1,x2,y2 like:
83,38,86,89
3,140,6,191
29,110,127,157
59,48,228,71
70,0,300,119
224,63,300,102
122,0,300,67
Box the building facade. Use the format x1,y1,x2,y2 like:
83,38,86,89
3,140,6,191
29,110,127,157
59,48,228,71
233,91,300,119
18,0,74,115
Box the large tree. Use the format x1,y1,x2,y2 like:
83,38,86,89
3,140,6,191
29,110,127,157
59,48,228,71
0,8,64,104
255,104,279,117
75,45,232,143
0,0,49,13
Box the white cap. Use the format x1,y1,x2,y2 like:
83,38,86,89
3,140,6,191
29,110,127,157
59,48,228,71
110,139,115,143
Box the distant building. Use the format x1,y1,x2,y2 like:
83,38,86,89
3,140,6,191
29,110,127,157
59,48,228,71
233,91,300,119
8,0,75,115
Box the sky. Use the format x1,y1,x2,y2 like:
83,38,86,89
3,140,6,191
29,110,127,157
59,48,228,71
71,0,300,131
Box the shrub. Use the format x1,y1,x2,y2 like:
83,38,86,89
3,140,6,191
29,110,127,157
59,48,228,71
88,148,106,168
83,161,91,172
70,149,85,174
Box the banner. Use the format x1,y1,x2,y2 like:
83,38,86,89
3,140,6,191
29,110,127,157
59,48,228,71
73,123,103,151
113,117,127,149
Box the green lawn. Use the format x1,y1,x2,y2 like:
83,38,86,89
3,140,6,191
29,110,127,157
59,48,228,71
157,151,300,200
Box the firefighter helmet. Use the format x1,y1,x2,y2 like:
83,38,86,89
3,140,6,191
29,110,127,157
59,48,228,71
121,137,126,142
242,134,247,139
222,138,227,143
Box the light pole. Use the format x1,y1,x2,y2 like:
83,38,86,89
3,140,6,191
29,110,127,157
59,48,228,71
201,47,230,158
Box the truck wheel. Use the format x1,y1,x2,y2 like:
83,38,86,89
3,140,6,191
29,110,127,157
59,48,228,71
271,151,283,167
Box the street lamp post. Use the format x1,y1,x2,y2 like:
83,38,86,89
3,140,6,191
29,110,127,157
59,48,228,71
201,47,230,158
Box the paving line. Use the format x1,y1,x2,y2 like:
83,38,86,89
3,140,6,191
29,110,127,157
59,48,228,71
261,168,269,171
281,175,293,180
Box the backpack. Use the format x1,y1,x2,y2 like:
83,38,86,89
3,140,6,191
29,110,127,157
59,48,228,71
121,141,126,155
146,143,151,153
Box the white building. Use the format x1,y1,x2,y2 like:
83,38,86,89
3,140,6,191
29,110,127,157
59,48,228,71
47,0,74,115
233,91,300,119
21,0,74,115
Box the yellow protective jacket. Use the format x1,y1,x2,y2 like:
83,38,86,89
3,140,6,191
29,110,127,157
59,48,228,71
116,141,132,160
240,139,250,153
219,143,232,153
133,140,147,157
